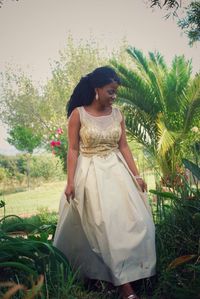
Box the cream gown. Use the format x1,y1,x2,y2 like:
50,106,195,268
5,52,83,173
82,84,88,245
53,106,156,286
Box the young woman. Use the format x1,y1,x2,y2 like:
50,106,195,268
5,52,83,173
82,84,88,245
53,66,156,299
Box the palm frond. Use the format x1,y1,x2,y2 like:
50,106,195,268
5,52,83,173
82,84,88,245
149,51,167,72
148,52,168,93
112,60,162,114
118,86,159,117
183,74,200,132
183,97,200,132
163,56,192,112
126,47,149,76
127,48,168,107
119,103,156,148
156,113,175,156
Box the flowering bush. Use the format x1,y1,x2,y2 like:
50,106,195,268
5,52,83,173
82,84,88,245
49,127,68,170
50,140,61,148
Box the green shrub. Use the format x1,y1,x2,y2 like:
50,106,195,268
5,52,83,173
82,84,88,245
30,154,64,181
0,167,10,183
0,208,75,299
37,207,58,225
0,230,73,298
151,159,200,299
0,154,65,194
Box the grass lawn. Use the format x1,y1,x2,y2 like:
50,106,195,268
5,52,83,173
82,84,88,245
0,173,156,217
0,180,66,217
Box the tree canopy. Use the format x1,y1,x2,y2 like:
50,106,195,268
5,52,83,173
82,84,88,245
149,0,200,45
7,126,42,154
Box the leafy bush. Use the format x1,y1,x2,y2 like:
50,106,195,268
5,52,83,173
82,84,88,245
0,155,20,177
0,207,75,299
151,159,200,299
36,207,58,226
0,153,65,181
49,127,68,171
0,167,10,183
0,231,74,298
0,154,65,194
30,154,64,181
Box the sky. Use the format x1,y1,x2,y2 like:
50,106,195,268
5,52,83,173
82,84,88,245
0,0,199,155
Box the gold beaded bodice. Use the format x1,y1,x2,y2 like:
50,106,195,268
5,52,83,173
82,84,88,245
77,106,122,157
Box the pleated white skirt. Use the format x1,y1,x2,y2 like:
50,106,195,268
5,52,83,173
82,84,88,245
53,151,156,286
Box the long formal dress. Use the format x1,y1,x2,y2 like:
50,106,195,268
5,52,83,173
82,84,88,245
53,106,156,286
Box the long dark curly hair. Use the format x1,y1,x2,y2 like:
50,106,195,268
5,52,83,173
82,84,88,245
66,66,121,117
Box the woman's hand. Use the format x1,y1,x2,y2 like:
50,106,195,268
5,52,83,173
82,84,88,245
64,183,75,203
136,177,147,192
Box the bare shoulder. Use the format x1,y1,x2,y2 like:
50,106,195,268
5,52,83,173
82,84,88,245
114,106,123,122
68,108,81,124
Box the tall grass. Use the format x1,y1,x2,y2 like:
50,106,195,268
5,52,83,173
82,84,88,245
0,211,76,299
150,158,200,299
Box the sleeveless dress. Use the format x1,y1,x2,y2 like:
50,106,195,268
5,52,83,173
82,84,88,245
53,106,156,286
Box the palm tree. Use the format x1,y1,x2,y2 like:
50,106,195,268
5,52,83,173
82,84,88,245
112,47,200,185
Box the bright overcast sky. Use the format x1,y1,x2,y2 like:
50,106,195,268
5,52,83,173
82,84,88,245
0,0,199,154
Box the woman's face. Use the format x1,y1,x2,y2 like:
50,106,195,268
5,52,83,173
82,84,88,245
96,82,119,107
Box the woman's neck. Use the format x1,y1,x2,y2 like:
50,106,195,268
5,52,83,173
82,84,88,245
84,101,112,116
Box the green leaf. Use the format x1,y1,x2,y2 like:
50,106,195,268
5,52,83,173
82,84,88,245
149,189,179,200
182,158,200,180
0,261,37,276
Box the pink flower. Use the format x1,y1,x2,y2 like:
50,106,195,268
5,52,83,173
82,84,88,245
56,128,63,134
50,140,61,151
50,140,56,147
55,141,61,146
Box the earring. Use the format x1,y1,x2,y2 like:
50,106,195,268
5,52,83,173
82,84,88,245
95,93,99,101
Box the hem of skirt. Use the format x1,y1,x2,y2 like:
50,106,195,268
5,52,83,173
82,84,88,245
83,268,156,286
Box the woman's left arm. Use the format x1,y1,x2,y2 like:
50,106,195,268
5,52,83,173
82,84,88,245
118,114,147,192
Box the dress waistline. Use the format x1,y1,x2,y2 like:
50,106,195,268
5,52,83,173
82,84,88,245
79,149,120,158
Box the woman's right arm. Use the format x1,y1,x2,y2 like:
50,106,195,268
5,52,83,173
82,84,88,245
65,108,80,202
